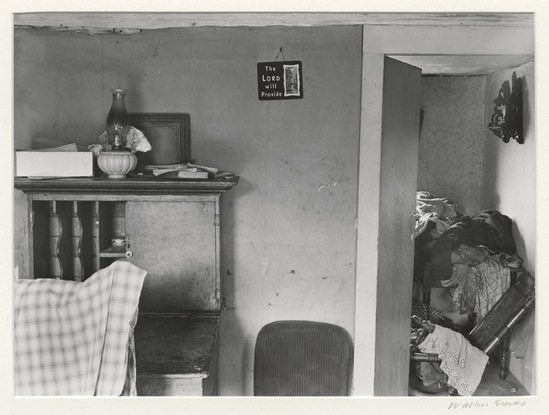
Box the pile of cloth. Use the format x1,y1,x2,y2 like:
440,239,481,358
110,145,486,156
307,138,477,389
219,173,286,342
413,192,523,319
14,261,147,396
413,191,460,281
413,191,460,240
411,193,525,395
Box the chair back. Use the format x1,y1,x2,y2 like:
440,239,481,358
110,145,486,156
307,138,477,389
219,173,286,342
253,320,353,396
468,270,535,353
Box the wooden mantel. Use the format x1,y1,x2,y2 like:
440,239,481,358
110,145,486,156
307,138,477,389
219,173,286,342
14,176,239,195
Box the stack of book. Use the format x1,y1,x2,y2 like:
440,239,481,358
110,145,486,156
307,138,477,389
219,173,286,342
144,163,219,179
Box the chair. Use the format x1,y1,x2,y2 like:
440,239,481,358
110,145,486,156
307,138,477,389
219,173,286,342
253,320,353,396
410,269,535,395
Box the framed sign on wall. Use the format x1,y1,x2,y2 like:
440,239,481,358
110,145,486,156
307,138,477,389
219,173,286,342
257,61,303,101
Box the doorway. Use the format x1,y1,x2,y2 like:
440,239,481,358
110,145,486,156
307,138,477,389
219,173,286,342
354,51,534,396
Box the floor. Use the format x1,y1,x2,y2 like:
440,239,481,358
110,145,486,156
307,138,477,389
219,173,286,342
473,358,529,396
409,357,530,397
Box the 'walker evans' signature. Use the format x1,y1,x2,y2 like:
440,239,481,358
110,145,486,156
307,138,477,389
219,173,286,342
449,400,527,410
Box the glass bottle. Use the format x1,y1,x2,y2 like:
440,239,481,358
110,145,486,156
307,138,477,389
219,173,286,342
105,88,130,151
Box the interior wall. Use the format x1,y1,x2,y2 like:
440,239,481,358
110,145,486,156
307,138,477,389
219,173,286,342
13,26,363,396
481,62,535,393
418,76,487,214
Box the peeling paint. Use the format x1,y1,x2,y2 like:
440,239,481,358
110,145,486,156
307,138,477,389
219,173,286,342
318,182,340,191
311,156,328,167
261,257,269,277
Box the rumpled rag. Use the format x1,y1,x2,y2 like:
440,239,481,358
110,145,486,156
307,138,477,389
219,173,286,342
97,126,152,152
14,261,147,396
418,325,488,396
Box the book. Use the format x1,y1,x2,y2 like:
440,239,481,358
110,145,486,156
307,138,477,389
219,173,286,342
151,170,211,179
152,167,198,176
143,162,231,180
145,163,188,171
177,170,210,179
145,162,219,175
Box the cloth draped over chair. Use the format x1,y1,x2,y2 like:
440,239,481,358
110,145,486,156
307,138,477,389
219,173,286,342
418,325,489,396
14,260,147,396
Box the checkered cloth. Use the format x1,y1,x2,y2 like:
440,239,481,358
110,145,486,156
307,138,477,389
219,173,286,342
14,261,147,396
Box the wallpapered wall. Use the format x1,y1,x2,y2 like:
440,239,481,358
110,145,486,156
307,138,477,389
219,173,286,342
481,62,535,393
418,70,535,393
418,76,487,215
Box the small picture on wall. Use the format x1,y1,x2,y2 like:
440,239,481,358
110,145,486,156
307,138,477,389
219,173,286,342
257,60,303,101
283,64,301,97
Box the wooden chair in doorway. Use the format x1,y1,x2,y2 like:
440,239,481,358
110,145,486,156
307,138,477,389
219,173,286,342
410,269,535,395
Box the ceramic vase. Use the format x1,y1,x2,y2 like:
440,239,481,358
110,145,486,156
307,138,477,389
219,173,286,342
97,151,138,179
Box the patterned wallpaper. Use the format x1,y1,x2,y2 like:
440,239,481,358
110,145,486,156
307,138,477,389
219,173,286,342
418,76,487,215
482,62,535,272
419,67,535,393
481,62,535,393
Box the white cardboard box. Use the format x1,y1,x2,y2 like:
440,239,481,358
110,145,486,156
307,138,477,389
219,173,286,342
15,151,94,177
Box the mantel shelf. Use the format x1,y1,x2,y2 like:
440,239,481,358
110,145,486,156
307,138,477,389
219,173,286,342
14,176,239,195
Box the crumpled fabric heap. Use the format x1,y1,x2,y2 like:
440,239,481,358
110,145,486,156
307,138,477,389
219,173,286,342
441,245,490,288
440,245,513,318
416,191,459,219
418,325,489,396
93,126,152,154
414,191,459,239
429,210,517,283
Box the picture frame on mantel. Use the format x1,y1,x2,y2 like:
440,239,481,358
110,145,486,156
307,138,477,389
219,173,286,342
129,113,191,165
